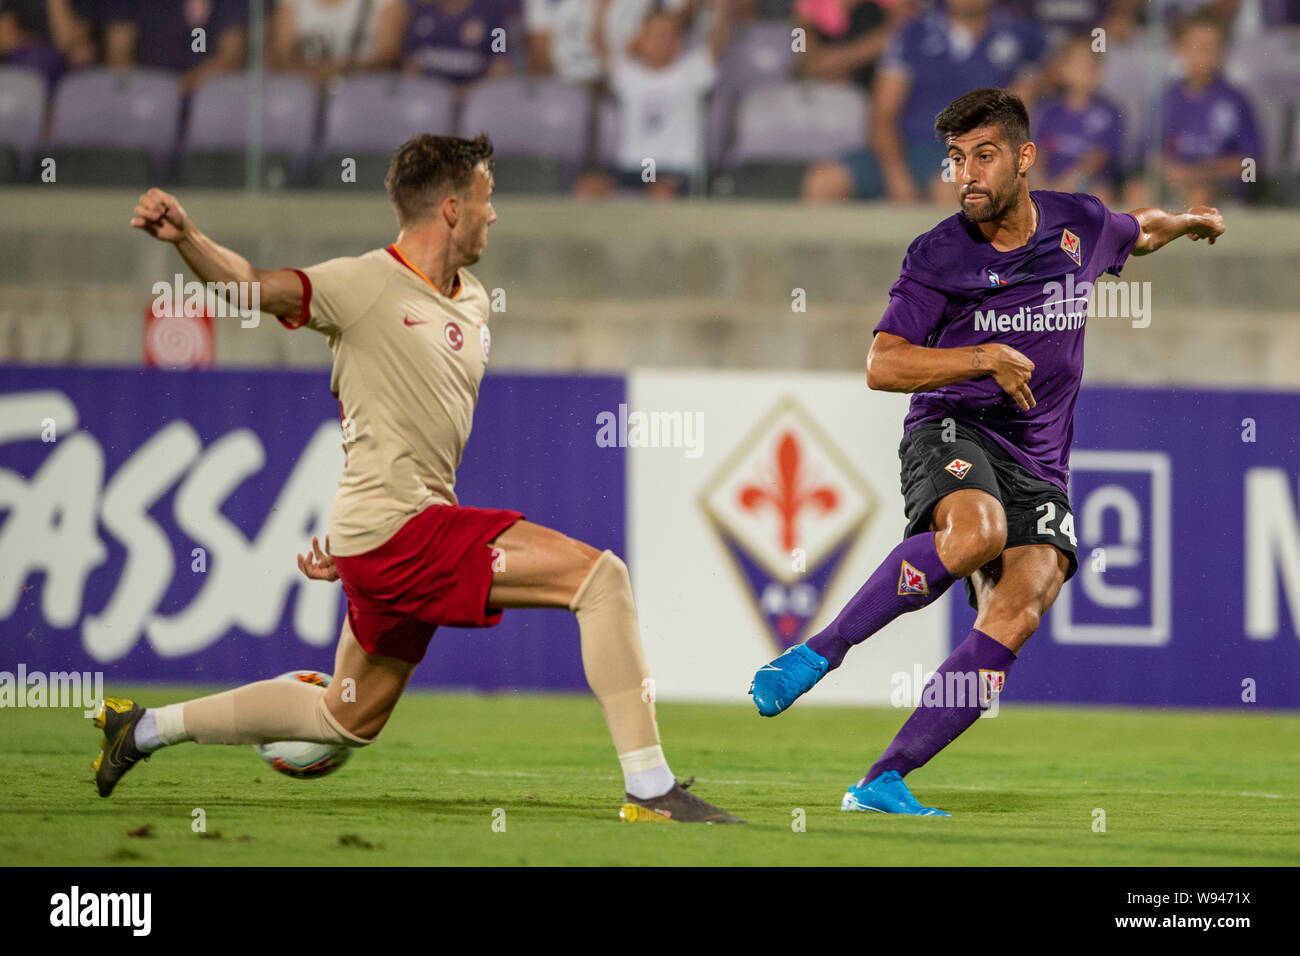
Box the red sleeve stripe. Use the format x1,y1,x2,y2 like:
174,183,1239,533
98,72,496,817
276,268,313,330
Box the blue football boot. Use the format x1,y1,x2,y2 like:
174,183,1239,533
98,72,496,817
749,644,830,717
841,770,951,816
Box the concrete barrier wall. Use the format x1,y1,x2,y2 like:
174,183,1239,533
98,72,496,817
1,187,1296,385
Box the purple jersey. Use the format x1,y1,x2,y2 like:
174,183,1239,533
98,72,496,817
1160,77,1261,164
1035,95,1124,180
404,0,509,84
874,190,1140,493
882,9,1047,145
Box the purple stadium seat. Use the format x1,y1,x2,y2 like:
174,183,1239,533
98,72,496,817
1226,27,1300,99
46,68,182,173
719,80,866,197
322,73,455,152
184,72,319,158
715,19,794,97
730,81,866,164
459,77,594,192
460,77,591,163
179,72,319,186
0,66,45,178
708,19,796,166
1098,44,1174,169
1227,28,1300,177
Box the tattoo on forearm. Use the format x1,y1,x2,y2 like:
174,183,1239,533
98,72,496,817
972,346,985,369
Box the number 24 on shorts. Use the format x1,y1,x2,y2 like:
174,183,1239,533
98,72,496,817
1035,501,1076,545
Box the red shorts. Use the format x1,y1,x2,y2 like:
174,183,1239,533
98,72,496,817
331,504,524,664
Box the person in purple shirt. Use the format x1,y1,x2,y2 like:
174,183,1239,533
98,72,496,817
1034,34,1124,206
753,88,1225,816
803,0,1047,203
403,0,515,86
1158,10,1261,207
103,0,246,94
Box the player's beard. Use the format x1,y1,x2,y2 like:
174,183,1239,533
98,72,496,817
961,171,1018,223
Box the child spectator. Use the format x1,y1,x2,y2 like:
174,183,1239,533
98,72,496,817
576,0,730,198
1157,10,1260,206
1033,34,1124,205
525,0,600,81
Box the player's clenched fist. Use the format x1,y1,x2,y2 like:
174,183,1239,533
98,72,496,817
977,343,1036,412
297,535,340,583
129,188,191,243
1185,206,1225,244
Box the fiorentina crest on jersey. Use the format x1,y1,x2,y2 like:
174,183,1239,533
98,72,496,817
701,399,878,654
1060,228,1082,266
945,458,972,480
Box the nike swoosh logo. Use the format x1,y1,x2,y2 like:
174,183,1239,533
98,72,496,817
759,664,782,672
403,316,427,326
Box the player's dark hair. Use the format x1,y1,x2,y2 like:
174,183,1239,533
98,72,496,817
385,133,494,225
934,88,1031,152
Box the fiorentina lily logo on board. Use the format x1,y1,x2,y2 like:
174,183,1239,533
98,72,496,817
701,399,878,653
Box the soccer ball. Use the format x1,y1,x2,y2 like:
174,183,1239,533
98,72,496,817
253,670,353,779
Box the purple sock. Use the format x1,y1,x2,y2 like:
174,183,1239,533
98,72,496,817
861,628,1016,784
806,532,956,670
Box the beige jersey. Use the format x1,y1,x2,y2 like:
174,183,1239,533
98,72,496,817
282,245,492,556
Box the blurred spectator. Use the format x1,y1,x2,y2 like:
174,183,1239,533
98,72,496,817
0,0,99,84
1032,34,1123,205
403,0,515,85
792,0,910,90
525,0,600,80
1003,0,1111,47
103,0,246,94
526,0,691,81
269,0,404,84
575,0,730,198
802,0,1047,203
1156,10,1260,206
609,0,690,53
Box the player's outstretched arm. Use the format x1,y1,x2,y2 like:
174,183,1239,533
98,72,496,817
867,332,1037,411
129,187,304,317
1129,205,1225,256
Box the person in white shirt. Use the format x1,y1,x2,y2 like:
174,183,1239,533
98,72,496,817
575,0,730,198
269,0,405,85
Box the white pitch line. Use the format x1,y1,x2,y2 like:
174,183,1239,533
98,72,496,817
437,769,1296,800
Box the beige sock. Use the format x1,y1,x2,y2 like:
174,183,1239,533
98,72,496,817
570,550,661,755
177,679,371,746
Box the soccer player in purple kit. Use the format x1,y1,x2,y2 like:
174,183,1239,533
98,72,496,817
750,88,1225,816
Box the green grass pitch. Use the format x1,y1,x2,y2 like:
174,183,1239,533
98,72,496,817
4,686,1299,866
